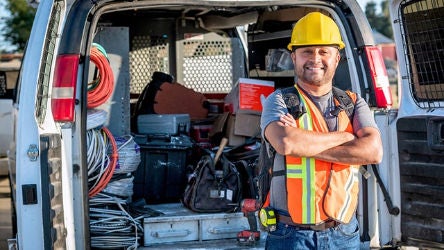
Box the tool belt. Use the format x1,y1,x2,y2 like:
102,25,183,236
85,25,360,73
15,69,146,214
276,214,340,231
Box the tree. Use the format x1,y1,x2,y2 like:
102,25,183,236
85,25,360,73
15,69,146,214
1,0,36,52
378,0,393,39
365,0,393,39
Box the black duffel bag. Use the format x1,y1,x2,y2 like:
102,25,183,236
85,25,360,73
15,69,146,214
182,153,241,213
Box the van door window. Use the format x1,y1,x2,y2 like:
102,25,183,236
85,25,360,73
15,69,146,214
399,0,444,107
35,3,63,124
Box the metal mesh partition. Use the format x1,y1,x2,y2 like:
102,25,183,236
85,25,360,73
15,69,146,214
130,33,244,94
179,38,234,93
400,0,444,108
129,35,169,94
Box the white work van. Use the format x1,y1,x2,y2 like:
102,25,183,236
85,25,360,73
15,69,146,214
7,0,443,249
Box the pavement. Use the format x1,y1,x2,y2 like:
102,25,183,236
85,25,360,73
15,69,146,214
0,175,13,250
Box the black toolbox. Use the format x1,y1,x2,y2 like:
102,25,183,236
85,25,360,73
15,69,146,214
133,134,193,204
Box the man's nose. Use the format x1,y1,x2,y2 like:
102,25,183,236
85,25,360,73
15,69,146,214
311,50,322,62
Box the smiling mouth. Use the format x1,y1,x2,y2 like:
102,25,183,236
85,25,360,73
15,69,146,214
305,66,325,71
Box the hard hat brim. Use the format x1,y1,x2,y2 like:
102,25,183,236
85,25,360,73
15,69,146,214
287,43,345,51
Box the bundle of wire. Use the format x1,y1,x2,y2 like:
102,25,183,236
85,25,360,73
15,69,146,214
87,127,118,197
103,175,134,198
87,109,108,130
89,193,144,249
114,135,141,174
88,43,114,109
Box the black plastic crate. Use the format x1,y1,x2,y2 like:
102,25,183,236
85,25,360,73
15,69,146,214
133,135,193,204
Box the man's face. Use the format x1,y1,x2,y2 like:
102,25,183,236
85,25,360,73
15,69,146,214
291,46,340,87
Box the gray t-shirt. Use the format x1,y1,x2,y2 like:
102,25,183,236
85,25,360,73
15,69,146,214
260,87,378,212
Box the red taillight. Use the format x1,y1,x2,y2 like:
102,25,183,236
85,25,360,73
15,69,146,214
52,54,79,122
364,46,393,109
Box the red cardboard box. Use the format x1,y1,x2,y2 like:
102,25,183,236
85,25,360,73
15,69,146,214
225,78,274,114
191,124,213,142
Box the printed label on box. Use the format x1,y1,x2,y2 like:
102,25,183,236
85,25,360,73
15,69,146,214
224,78,275,114
238,78,274,112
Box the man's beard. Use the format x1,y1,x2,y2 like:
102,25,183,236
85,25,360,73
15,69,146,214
296,63,335,86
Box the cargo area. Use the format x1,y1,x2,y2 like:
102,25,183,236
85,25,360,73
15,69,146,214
83,5,326,248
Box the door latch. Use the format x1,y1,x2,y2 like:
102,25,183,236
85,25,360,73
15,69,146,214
27,144,39,161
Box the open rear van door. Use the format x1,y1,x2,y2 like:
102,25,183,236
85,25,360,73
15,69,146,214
389,0,444,248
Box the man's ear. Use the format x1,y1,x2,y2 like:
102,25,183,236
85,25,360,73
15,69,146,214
291,51,297,63
335,50,341,65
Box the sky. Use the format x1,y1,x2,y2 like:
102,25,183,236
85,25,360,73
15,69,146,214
0,0,17,52
0,0,381,53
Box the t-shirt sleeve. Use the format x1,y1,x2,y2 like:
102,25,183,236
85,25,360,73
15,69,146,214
260,89,289,140
352,94,379,133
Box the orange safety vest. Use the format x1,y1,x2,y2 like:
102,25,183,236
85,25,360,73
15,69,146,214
285,86,359,225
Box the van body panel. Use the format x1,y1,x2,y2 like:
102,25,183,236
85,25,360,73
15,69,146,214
13,0,61,248
374,110,402,246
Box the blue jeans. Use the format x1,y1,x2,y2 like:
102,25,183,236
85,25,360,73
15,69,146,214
265,216,360,250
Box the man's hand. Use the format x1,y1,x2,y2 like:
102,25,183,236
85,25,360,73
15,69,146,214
280,113,297,127
315,127,383,165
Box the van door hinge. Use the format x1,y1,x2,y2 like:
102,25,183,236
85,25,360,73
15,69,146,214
27,144,39,161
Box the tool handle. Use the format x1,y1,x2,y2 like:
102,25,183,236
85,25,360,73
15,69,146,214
247,213,258,231
214,137,228,164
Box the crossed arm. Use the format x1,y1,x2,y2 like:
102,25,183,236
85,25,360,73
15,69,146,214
264,113,383,165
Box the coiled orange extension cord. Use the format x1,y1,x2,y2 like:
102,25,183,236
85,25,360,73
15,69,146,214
87,45,114,108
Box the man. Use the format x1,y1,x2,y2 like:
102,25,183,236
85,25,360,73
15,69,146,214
260,12,383,249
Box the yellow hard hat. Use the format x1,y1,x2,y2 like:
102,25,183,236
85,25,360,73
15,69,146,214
287,12,345,51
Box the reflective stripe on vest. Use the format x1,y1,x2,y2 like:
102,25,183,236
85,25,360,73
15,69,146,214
285,86,359,225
